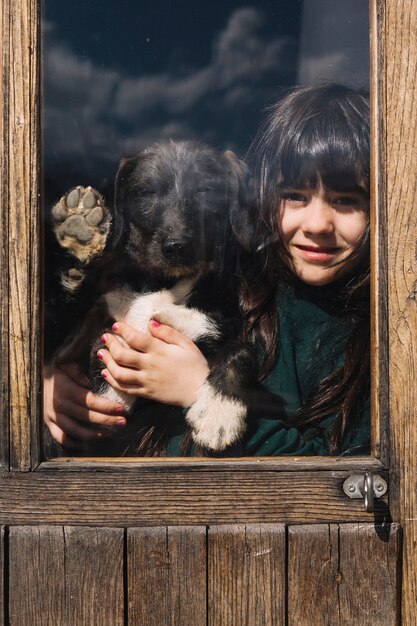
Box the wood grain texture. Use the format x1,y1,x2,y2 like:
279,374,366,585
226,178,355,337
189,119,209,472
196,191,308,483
39,456,384,472
370,0,389,464
338,523,401,625
63,526,124,625
382,1,417,623
8,526,124,626
0,0,10,470
208,525,285,626
288,524,340,625
288,523,401,626
0,527,4,625
0,470,388,525
9,526,66,626
128,526,206,625
2,0,41,470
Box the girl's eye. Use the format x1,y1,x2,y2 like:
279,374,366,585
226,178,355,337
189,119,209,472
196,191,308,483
332,195,366,210
281,192,307,205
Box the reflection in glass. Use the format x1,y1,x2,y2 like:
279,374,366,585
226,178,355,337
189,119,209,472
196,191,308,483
43,0,368,203
43,1,370,458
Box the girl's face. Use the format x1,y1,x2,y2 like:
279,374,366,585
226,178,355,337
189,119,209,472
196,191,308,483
278,185,368,286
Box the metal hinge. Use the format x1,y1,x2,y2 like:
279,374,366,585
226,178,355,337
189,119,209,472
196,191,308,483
343,473,387,512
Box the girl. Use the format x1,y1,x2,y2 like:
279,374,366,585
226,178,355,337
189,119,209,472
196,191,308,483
44,83,370,456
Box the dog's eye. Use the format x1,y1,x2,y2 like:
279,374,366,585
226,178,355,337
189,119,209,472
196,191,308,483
136,188,155,198
196,187,212,193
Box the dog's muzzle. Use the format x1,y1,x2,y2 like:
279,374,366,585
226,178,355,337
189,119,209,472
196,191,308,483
161,237,195,264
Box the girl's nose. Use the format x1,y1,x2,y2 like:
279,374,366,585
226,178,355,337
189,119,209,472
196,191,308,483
302,197,335,235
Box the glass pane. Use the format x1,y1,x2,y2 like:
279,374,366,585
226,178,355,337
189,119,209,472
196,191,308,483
43,0,370,458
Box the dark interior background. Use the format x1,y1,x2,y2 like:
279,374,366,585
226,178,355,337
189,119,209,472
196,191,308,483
43,0,369,206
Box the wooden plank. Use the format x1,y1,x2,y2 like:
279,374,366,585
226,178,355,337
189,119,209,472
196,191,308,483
3,0,41,470
64,526,124,626
382,1,417,624
39,456,385,472
288,524,340,625
0,0,10,470
0,527,4,626
8,526,124,626
338,523,401,625
208,524,285,626
0,470,388,525
370,0,389,464
9,526,66,626
128,527,170,624
128,526,206,626
288,523,401,625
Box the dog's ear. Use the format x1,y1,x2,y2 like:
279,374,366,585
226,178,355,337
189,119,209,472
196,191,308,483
112,155,138,249
223,150,259,252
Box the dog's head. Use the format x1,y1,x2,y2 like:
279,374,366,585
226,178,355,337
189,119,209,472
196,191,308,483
112,140,256,278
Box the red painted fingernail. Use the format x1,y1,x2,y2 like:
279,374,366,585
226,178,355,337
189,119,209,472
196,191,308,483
101,334,107,344
101,370,107,379
112,323,120,332
115,406,125,414
116,418,127,427
150,320,161,328
97,351,103,360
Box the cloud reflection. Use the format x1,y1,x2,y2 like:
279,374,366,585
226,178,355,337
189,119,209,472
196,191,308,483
44,7,296,174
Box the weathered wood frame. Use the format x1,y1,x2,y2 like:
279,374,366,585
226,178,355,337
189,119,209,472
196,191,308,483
1,0,416,621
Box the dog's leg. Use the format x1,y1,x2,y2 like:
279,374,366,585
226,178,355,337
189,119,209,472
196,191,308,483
185,380,247,451
185,342,285,451
51,186,112,292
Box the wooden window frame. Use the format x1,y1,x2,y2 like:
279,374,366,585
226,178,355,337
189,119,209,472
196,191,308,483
1,0,417,617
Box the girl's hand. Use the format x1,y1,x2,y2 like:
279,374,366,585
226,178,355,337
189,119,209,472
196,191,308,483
98,321,210,409
43,361,127,449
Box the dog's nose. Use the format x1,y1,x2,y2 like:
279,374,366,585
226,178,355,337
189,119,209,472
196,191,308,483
162,239,193,262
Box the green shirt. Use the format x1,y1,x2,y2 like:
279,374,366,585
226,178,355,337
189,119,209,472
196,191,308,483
167,280,370,457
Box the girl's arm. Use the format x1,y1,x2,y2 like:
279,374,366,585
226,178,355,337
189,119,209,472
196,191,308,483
98,321,210,408
43,361,128,448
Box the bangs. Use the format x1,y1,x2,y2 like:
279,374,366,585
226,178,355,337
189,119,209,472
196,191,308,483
278,112,369,194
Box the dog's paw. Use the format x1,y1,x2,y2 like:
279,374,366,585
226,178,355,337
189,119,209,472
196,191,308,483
185,381,247,451
52,186,112,264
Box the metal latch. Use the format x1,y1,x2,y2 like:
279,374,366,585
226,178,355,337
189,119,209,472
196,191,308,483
343,473,387,512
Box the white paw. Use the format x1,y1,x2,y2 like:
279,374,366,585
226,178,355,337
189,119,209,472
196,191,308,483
153,305,220,342
185,381,247,451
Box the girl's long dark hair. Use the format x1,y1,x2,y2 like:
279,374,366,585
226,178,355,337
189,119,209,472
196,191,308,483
242,84,370,454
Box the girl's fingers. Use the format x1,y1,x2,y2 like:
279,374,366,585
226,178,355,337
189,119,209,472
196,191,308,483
100,351,143,385
148,320,195,348
57,397,127,427
101,369,143,397
101,333,145,367
52,377,126,419
109,323,153,352
51,412,114,443
80,388,126,416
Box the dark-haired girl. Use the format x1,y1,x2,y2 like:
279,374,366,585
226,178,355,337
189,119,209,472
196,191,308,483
44,84,370,456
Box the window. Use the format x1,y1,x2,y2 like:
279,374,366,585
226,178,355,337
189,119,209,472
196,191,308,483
42,0,372,459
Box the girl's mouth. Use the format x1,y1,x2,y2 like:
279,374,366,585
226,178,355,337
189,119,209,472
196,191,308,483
294,244,340,262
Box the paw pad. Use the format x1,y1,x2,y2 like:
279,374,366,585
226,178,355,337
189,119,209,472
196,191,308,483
51,186,112,263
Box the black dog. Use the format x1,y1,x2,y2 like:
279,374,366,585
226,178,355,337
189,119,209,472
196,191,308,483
46,139,283,456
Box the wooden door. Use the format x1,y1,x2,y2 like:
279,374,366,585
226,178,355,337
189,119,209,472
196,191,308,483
1,0,416,624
